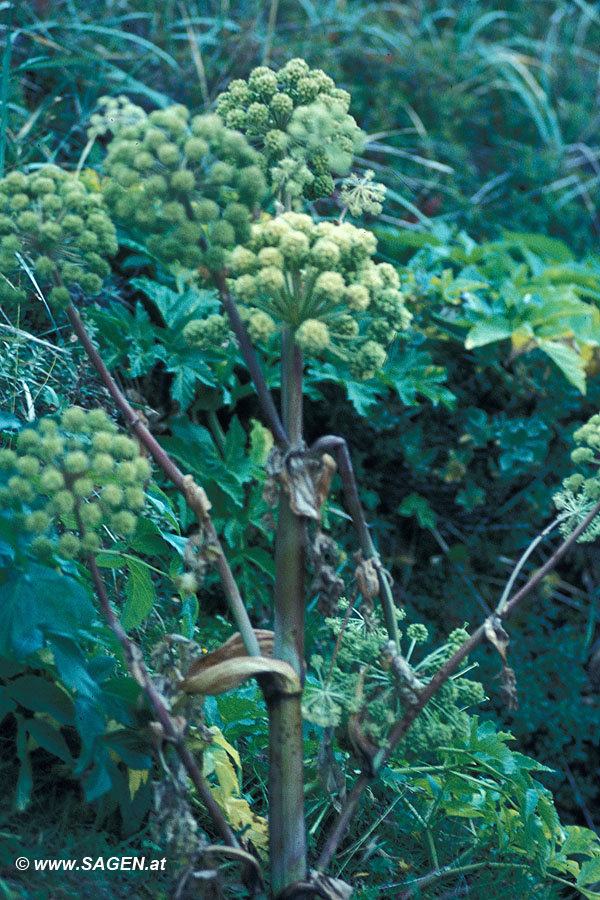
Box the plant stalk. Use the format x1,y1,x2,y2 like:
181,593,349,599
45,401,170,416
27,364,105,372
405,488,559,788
65,303,262,659
311,435,399,647
269,328,307,895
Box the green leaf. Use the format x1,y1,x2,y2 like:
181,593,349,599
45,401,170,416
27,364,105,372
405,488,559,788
121,560,156,630
465,319,512,349
501,231,574,262
398,493,437,530
50,636,99,700
26,717,72,763
103,729,152,770
538,340,586,393
579,858,600,886
6,675,75,725
0,565,95,658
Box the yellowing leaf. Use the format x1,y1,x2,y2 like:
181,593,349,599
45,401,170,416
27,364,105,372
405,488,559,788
128,768,149,800
209,725,240,769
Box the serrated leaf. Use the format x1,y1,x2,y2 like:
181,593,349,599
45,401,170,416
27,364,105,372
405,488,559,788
465,319,512,349
121,560,156,630
579,858,600,886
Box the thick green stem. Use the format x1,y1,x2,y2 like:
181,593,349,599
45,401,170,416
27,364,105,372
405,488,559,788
269,329,307,896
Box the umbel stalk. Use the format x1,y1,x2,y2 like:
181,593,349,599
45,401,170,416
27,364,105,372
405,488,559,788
268,329,307,895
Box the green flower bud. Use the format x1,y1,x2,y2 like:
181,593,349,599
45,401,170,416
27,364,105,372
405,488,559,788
176,572,199,594
377,262,400,288
62,214,85,235
194,199,220,222
39,467,65,493
210,220,235,247
256,265,285,294
184,137,209,161
296,319,330,354
584,478,600,500
111,435,137,459
102,483,123,508
313,270,345,304
564,473,584,491
406,623,428,644
332,315,358,337
264,129,290,155
39,436,66,461
16,429,41,452
39,221,62,244
26,510,52,534
81,532,101,554
124,486,145,510
30,536,54,559
145,174,168,198
350,340,387,380
257,246,284,269
17,211,40,231
279,229,310,264
16,455,40,478
270,93,294,119
61,407,88,433
345,283,370,312
73,477,93,498
51,490,75,515
209,161,234,185
234,274,258,301
157,142,180,167
118,461,138,485
92,431,115,452
10,193,30,212
134,457,151,481
170,169,195,192
80,502,103,528
49,287,72,309
310,238,340,269
8,476,34,502
230,246,257,275
64,451,89,473
246,310,276,343
58,532,80,559
110,510,137,537
225,108,247,130
161,201,186,224
133,150,155,172
248,67,278,99
143,127,168,150
34,255,56,279
0,448,17,469
572,447,595,465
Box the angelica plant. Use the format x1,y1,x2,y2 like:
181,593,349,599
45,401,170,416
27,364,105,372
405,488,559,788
3,55,600,900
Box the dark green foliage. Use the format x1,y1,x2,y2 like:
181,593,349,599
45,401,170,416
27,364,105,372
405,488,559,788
4,3,600,899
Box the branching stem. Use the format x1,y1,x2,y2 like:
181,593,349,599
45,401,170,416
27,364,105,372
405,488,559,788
316,496,600,872
311,435,399,648
86,555,238,850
